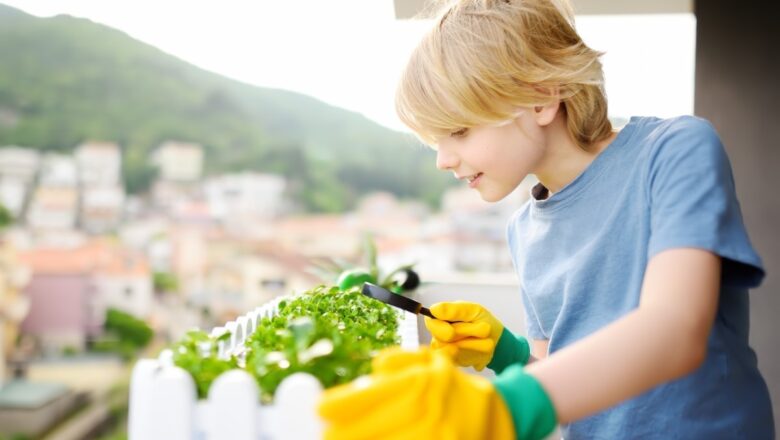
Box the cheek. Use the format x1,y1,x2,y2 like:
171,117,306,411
502,123,543,157
498,141,544,175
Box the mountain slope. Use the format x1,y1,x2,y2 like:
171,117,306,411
0,3,452,210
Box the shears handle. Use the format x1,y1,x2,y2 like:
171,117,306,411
420,307,460,323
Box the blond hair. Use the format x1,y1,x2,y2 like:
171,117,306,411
395,0,612,148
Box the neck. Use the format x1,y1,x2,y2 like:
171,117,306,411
534,114,616,194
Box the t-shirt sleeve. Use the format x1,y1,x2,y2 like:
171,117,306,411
506,210,547,339
519,286,546,339
646,116,764,289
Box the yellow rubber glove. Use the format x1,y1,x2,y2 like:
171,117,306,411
318,347,516,440
423,301,506,371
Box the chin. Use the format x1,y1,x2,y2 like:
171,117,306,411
479,190,509,203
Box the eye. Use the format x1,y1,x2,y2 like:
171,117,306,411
450,128,469,138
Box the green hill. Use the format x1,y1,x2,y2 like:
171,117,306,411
0,3,452,211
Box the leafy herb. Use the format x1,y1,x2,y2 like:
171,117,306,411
171,330,238,398
245,285,400,402
171,285,401,402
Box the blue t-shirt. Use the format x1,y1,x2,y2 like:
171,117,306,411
506,116,774,439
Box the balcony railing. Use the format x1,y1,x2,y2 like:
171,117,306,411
128,295,419,440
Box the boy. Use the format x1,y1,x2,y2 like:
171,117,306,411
318,0,774,438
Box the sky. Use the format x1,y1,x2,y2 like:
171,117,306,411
2,0,696,132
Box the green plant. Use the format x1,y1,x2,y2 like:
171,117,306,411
246,285,400,402
171,330,238,399
0,434,31,440
0,203,13,230
93,308,154,359
171,285,401,402
153,271,179,293
311,233,421,294
105,308,153,347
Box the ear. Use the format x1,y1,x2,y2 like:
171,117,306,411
533,100,560,126
532,87,561,127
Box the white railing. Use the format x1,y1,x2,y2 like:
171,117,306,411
128,297,419,440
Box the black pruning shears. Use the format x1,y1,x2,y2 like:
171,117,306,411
362,282,459,322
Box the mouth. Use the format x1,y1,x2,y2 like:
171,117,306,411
465,173,483,188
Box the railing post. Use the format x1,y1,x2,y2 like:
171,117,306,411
274,373,324,440
204,369,260,440
146,366,197,440
128,359,158,440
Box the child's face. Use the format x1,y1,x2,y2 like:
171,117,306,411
435,111,545,202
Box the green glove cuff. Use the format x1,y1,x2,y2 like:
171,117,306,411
487,328,531,373
492,364,557,440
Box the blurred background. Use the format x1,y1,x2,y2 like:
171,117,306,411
0,0,776,438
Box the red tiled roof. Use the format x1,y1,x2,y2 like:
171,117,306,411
19,240,149,277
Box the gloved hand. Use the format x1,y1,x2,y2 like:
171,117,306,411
318,347,513,440
424,301,531,372
317,347,557,440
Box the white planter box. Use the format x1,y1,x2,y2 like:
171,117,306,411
129,296,419,440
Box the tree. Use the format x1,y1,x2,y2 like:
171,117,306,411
153,271,179,293
0,203,13,230
93,308,153,359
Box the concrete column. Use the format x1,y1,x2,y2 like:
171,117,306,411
694,0,780,427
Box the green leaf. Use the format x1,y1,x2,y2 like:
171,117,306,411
362,233,379,282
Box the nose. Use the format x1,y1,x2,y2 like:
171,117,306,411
436,146,460,171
